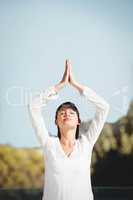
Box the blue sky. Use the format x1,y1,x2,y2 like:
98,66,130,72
0,0,133,147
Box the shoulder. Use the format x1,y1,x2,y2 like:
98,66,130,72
78,134,93,154
78,134,91,147
43,135,58,150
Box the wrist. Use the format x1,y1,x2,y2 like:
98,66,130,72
71,81,85,94
54,81,65,93
70,80,78,88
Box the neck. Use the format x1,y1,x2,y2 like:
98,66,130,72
60,129,76,147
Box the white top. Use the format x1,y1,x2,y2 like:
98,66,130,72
28,86,110,200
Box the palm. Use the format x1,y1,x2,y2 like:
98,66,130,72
60,60,69,84
60,59,76,86
66,59,75,85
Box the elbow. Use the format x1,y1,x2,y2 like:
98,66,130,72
27,103,33,114
106,102,110,110
104,102,110,115
27,102,41,115
27,102,32,110
27,102,36,113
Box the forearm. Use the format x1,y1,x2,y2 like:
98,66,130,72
79,85,110,146
70,81,86,94
28,106,49,147
54,81,66,93
28,86,59,147
71,81,109,110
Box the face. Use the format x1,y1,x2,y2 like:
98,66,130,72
55,107,80,129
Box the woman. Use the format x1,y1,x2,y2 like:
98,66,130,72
28,60,110,200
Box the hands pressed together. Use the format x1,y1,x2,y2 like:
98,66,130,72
54,59,85,94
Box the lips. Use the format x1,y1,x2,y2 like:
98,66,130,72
63,118,71,121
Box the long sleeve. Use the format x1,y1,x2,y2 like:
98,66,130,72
28,86,59,148
79,86,110,147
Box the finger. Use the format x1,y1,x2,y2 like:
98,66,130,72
66,59,69,66
65,59,67,67
66,59,69,63
66,59,70,70
64,60,68,72
69,61,72,74
67,63,70,76
66,59,68,66
65,60,69,74
67,60,72,71
65,59,70,78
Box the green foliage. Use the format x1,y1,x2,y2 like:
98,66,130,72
0,146,44,188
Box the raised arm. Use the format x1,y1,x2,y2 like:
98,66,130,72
28,61,70,148
28,86,59,148
79,86,110,147
67,60,110,147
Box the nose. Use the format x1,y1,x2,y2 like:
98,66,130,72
64,113,69,117
64,111,70,118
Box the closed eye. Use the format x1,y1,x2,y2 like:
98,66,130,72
70,112,75,114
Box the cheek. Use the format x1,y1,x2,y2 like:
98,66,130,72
56,117,63,126
72,117,79,124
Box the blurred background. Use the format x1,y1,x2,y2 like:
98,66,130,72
0,0,133,198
